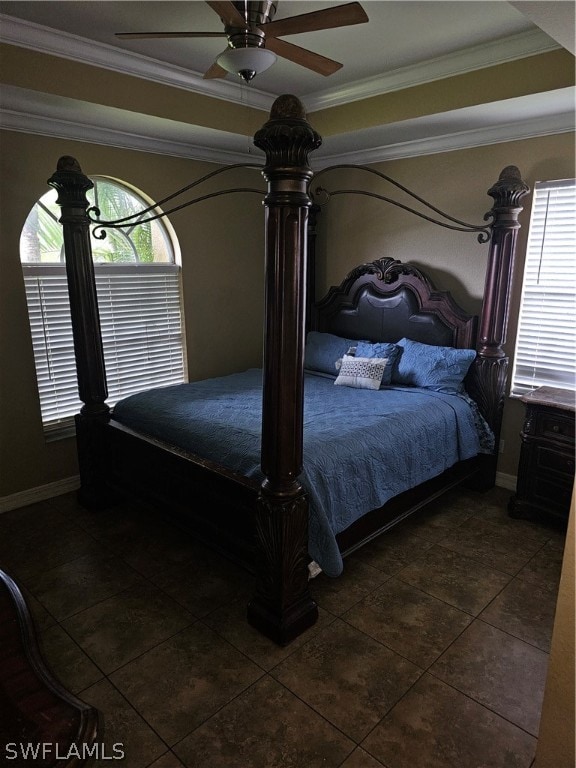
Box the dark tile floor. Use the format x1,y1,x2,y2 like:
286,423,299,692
0,486,567,768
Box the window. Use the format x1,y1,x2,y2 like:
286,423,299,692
20,176,186,436
510,179,576,397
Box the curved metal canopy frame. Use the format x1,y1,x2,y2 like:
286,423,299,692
88,163,266,239
311,164,493,242
87,161,493,245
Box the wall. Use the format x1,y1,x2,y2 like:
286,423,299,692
1,127,573,502
313,132,575,480
535,489,575,768
0,43,265,137
311,50,575,137
0,130,265,500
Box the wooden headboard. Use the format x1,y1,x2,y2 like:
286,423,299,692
306,164,531,472
312,257,477,350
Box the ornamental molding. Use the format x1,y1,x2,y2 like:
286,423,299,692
0,14,560,112
2,87,573,168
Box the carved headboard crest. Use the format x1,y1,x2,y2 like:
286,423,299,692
345,257,434,287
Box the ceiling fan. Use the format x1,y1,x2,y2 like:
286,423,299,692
115,1,369,83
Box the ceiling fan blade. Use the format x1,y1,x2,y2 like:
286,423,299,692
205,1,246,27
262,2,368,39
203,61,228,79
116,32,226,39
265,38,342,76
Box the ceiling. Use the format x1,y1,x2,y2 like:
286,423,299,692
0,1,574,165
0,0,560,97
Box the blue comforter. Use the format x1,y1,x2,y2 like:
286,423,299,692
113,369,490,576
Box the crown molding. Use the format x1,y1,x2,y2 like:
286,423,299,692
0,88,263,165
303,29,561,112
0,13,275,111
313,87,575,165
2,86,573,167
0,112,243,165
313,110,575,168
0,13,560,115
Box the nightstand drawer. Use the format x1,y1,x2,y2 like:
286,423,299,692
537,445,576,477
538,412,575,443
534,475,575,511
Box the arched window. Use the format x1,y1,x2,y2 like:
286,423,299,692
20,176,186,436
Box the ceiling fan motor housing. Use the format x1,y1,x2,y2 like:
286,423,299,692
227,2,277,49
232,1,278,28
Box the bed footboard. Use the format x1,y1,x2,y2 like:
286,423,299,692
105,420,260,570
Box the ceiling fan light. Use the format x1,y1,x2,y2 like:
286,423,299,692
216,47,277,82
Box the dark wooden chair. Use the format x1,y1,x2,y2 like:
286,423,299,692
0,569,99,767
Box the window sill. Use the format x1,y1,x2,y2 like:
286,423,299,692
44,423,77,442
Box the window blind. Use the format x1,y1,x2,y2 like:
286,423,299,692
23,263,185,434
510,179,576,396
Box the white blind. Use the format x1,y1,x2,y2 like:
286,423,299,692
511,179,576,396
23,263,185,433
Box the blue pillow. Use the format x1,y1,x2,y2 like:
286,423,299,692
355,341,401,385
392,337,476,392
304,331,361,376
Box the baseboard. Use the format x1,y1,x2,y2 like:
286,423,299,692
0,476,81,513
496,471,517,492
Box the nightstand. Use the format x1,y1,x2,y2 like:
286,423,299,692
509,386,575,523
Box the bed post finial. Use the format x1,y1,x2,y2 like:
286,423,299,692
488,165,530,210
248,95,321,645
268,93,307,120
48,156,111,510
254,94,321,173
479,164,529,360
468,165,530,485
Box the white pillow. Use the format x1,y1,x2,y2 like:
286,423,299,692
334,355,388,390
335,346,358,371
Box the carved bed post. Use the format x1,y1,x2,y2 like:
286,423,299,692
306,203,320,331
469,165,530,485
247,95,321,644
48,156,111,509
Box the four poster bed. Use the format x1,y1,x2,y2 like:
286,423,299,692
49,94,529,645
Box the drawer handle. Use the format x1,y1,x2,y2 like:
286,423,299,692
552,425,560,433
